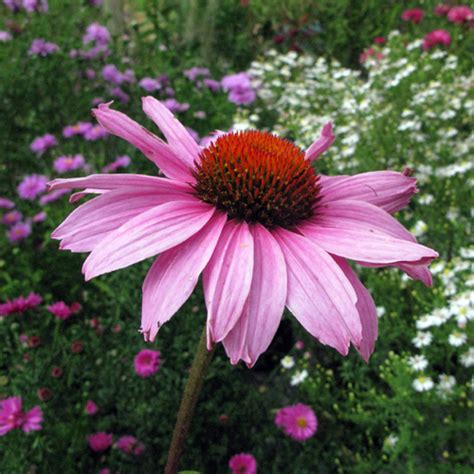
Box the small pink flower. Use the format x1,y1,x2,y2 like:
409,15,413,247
294,340,305,350
6,222,31,243
17,174,48,200
53,155,86,174
83,125,107,141
30,133,57,155
83,23,110,46
275,403,317,441
87,432,113,452
447,5,474,23
373,36,386,44
139,77,161,92
47,301,76,320
434,4,451,16
228,453,257,474
63,122,93,138
0,293,42,317
32,211,47,223
116,435,144,455
0,198,15,209
423,29,451,51
2,210,22,226
401,8,424,24
28,38,59,56
85,400,98,415
51,367,63,378
133,349,161,378
0,396,43,436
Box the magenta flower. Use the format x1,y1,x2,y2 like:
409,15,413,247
134,349,161,377
2,210,22,226
401,8,424,23
447,5,474,23
184,67,210,81
32,211,47,223
47,301,80,320
228,453,257,474
139,77,161,92
116,435,145,455
3,0,22,11
30,133,57,155
49,98,438,366
102,64,124,84
0,198,15,209
221,72,256,105
53,154,86,174
0,396,43,436
22,0,48,13
203,78,221,91
63,122,93,138
275,403,317,441
83,23,110,46
17,174,48,200
0,293,42,317
423,29,451,51
83,124,107,141
7,222,31,243
28,38,59,56
434,4,451,16
85,399,98,415
87,432,113,452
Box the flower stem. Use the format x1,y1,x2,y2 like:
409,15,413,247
165,326,215,474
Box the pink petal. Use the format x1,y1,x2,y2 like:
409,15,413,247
142,96,201,167
83,199,215,280
203,220,254,347
273,229,361,355
93,103,193,182
359,261,433,286
333,256,378,362
53,184,193,252
141,212,227,342
300,200,438,265
305,122,335,162
319,171,418,213
69,189,105,203
222,224,287,367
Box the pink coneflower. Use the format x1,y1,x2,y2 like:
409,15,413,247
401,8,424,23
85,399,98,415
6,222,31,243
134,349,161,377
2,210,22,226
49,98,438,366
30,133,56,155
116,435,145,455
53,154,86,174
37,387,52,402
0,396,43,435
275,403,317,441
87,432,113,452
18,174,48,200
228,453,257,474
447,5,474,23
423,29,451,51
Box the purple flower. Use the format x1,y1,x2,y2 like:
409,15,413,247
91,97,104,106
184,67,210,81
30,133,57,155
3,0,22,12
109,86,130,104
63,122,93,138
7,222,31,243
2,210,22,226
0,198,15,209
22,0,48,13
28,38,59,56
83,23,110,46
221,72,256,105
162,98,189,113
39,189,70,205
102,155,131,173
221,72,252,90
102,64,124,84
80,44,110,60
0,31,12,42
203,78,221,91
228,86,256,105
53,155,86,174
83,125,107,141
89,0,102,6
32,211,47,223
17,174,48,200
138,77,161,92
85,68,96,80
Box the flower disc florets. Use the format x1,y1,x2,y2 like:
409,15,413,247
193,131,319,228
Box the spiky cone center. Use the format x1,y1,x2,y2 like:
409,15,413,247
193,131,319,228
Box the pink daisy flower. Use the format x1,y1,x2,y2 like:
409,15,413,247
275,403,317,441
0,396,43,436
0,292,42,317
85,399,98,415
228,453,257,474
48,98,438,366
47,301,80,320
134,349,161,377
423,29,451,51
116,435,145,455
401,8,425,24
87,432,113,452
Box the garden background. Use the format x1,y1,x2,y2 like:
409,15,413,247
0,0,473,472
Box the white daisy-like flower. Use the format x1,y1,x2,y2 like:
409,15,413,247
412,331,433,348
407,355,429,371
376,306,386,318
290,369,308,386
413,376,434,392
438,374,456,390
448,331,467,347
460,348,474,368
384,434,399,449
281,355,295,370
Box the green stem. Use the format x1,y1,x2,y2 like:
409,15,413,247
165,326,215,474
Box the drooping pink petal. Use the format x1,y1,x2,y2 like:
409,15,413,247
83,199,215,280
319,171,418,213
93,103,193,182
53,184,194,252
332,256,377,362
305,122,335,162
300,200,438,265
203,220,254,348
359,261,433,286
273,229,361,355
142,96,201,167
222,224,287,367
141,211,227,342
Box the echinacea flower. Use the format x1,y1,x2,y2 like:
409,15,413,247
49,98,438,366
134,349,161,377
275,403,317,441
228,453,257,474
87,432,113,452
0,396,43,436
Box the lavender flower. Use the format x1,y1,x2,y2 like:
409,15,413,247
53,155,86,174
162,98,189,113
138,77,161,92
28,38,59,56
30,133,57,154
17,174,48,200
7,222,31,243
83,23,110,46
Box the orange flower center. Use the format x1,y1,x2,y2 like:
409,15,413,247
193,131,319,228
296,417,308,428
